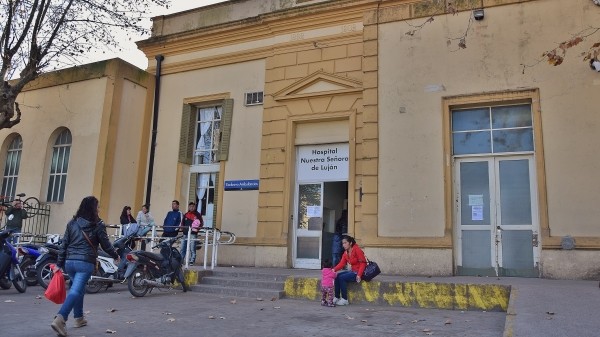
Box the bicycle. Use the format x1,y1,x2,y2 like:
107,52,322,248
0,193,41,218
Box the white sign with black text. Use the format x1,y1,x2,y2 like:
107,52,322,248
297,143,349,182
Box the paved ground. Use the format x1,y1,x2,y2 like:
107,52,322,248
1,284,504,337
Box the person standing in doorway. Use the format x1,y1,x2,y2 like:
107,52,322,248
162,200,182,239
180,202,203,265
50,196,120,337
332,210,347,267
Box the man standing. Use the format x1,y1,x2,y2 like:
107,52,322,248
180,202,203,265
162,200,182,239
5,199,28,244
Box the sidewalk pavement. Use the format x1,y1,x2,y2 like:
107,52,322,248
189,266,600,337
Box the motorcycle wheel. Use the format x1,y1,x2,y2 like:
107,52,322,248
85,267,106,294
176,267,189,292
127,268,151,297
20,258,38,286
12,265,27,293
36,258,57,289
0,277,12,289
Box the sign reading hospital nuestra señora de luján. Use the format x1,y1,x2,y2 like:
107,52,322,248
297,143,349,182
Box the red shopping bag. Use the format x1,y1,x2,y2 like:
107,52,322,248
44,264,66,304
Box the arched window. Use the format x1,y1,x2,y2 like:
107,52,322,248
47,129,72,202
1,135,23,199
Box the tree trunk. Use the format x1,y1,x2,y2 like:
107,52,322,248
0,84,21,129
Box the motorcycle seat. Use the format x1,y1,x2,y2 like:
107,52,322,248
137,251,164,261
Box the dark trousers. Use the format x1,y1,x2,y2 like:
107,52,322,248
334,271,357,300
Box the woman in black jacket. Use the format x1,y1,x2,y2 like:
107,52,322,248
51,196,119,337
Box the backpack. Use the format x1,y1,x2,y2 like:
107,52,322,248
124,223,140,237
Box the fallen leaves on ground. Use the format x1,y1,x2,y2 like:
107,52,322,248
126,321,136,324
107,308,117,312
273,306,281,309
344,314,354,320
444,319,452,325
167,318,175,322
256,298,263,301
162,312,172,315
4,300,15,303
106,329,116,333
230,299,236,304
208,315,215,319
35,295,42,299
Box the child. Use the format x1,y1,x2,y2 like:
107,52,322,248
321,259,336,307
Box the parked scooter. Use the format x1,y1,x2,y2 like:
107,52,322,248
35,240,67,289
0,229,27,293
85,233,136,293
17,244,41,286
124,235,189,297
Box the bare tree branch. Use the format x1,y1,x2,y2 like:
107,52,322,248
0,0,170,129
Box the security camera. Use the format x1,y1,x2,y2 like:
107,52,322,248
591,58,600,72
473,9,484,21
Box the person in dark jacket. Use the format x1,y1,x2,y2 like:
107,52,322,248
331,210,348,266
51,196,119,337
4,199,28,245
119,206,137,248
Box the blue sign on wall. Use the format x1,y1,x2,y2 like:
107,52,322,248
224,180,260,191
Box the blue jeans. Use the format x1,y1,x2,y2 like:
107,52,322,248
8,229,20,245
58,260,94,320
181,234,197,263
334,270,357,300
332,253,342,267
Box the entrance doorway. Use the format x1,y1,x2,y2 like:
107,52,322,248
293,143,349,269
454,156,540,277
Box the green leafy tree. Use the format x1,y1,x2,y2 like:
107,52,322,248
0,0,169,129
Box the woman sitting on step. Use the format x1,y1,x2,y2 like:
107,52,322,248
332,235,367,306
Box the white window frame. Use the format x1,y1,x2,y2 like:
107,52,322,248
193,105,222,166
1,136,23,199
46,129,72,203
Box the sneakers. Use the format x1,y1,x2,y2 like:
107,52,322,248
336,298,349,306
73,317,87,328
333,297,339,304
51,314,67,337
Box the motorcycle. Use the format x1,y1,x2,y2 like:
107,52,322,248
0,229,27,293
123,235,189,297
85,233,136,293
17,244,41,286
35,240,68,289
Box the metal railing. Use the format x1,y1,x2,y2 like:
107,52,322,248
76,223,236,270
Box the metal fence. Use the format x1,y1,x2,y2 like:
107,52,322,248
22,203,51,244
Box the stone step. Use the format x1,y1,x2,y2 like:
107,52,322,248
190,283,285,299
201,276,285,290
208,270,290,282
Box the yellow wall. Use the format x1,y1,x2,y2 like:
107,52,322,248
150,60,265,230
0,59,152,235
139,0,600,277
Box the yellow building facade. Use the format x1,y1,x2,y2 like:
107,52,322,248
137,0,600,279
0,59,154,234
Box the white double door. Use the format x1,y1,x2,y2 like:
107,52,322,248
454,156,540,277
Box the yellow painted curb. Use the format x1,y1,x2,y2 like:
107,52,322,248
283,276,510,312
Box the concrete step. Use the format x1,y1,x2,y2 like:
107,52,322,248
190,283,285,299
209,270,290,282
189,268,290,299
201,276,285,290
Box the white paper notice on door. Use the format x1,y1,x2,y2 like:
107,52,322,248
468,194,484,206
306,206,321,218
471,205,483,221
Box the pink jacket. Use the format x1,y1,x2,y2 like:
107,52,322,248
321,268,336,288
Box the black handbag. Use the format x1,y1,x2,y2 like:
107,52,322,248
362,258,381,282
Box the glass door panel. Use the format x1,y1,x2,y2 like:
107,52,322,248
294,183,323,269
457,160,495,276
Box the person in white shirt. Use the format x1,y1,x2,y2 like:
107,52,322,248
136,204,155,250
